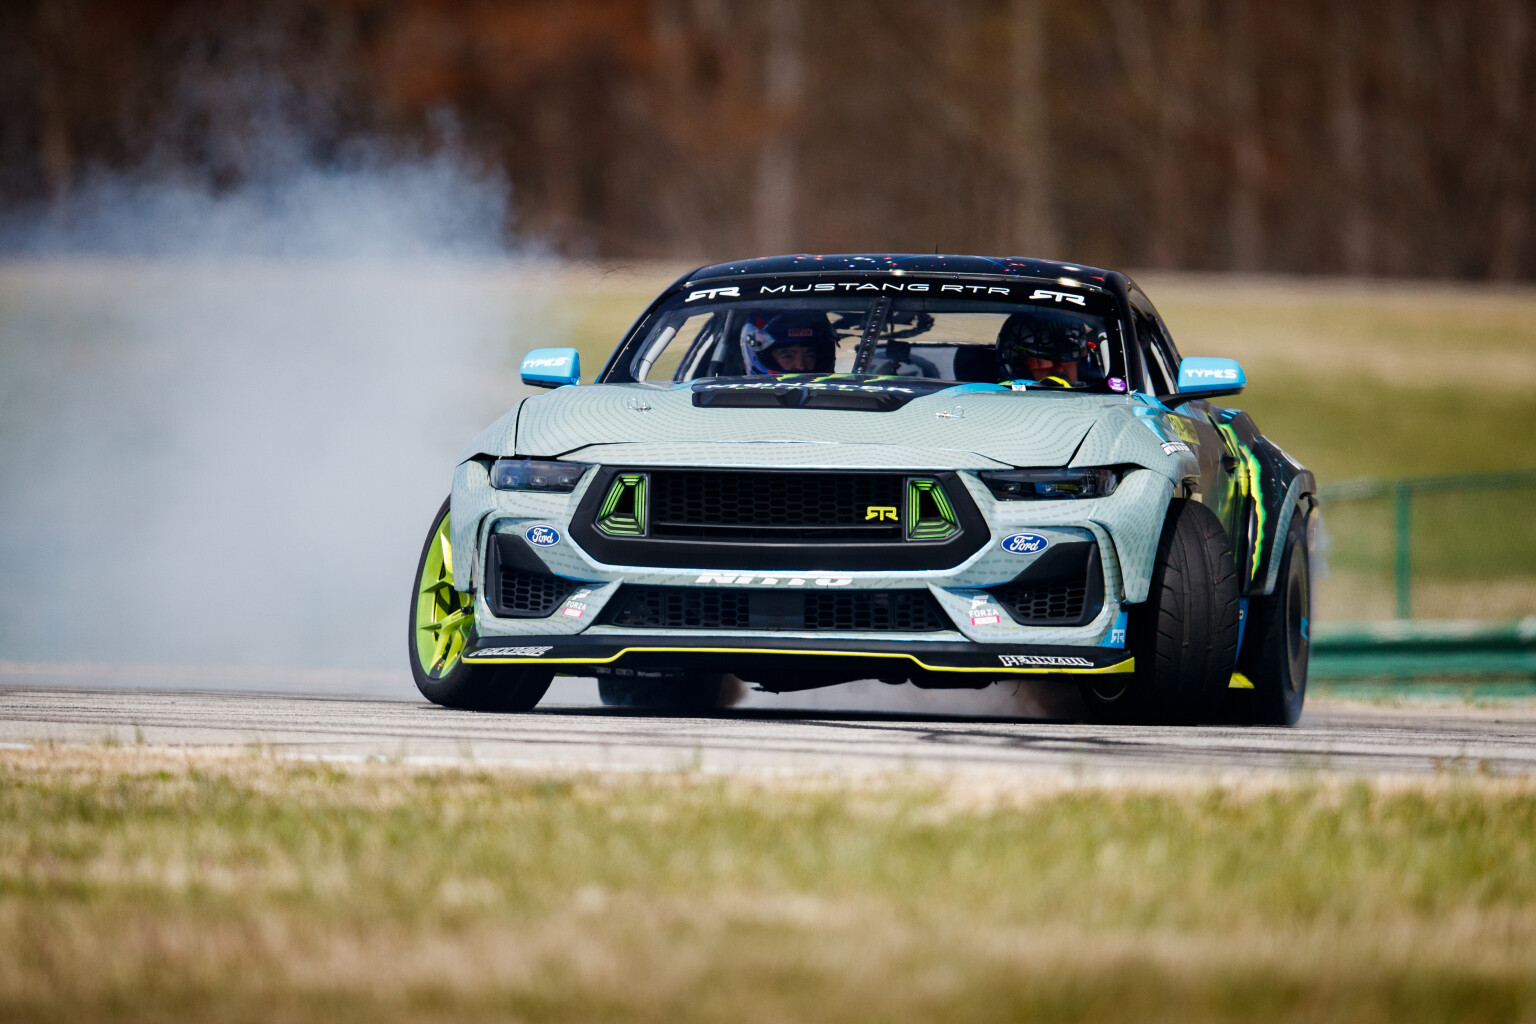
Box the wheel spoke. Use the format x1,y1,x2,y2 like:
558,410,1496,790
419,576,455,597
415,508,478,678
429,606,473,671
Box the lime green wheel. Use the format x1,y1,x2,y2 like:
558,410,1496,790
408,498,553,711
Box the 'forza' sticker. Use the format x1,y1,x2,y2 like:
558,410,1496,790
998,654,1094,668
469,646,554,658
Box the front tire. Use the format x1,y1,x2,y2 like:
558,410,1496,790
1229,505,1311,726
409,498,554,711
1081,498,1241,724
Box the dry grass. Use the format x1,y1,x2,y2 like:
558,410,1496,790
3,746,1536,1023
1144,274,1536,391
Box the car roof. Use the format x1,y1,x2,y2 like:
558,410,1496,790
684,253,1117,285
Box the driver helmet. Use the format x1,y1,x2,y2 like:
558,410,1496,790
740,311,836,373
996,312,1092,380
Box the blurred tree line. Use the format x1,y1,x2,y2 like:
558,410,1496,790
1,0,1531,277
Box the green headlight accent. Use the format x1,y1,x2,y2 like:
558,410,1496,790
413,511,474,679
596,474,648,536
906,478,959,541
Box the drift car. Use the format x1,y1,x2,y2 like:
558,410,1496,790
410,254,1316,724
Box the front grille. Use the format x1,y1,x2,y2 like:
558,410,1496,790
988,578,1089,624
803,591,948,631
498,567,580,617
604,586,951,632
571,468,986,571
611,588,752,629
648,469,904,541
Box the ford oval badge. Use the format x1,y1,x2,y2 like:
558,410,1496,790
525,525,561,547
1000,532,1049,555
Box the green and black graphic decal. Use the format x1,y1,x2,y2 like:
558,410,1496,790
596,473,647,535
907,478,960,541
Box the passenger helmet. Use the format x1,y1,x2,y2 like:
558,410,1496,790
996,312,1093,379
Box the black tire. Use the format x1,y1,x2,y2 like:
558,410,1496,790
1081,498,1241,724
409,498,554,712
597,672,732,712
1229,505,1311,726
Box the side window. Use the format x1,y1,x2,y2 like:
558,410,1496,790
631,312,718,381
1151,311,1183,383
1131,303,1175,394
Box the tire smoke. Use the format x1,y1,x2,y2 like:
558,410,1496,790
0,122,539,677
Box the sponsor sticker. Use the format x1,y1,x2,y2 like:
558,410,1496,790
1000,532,1050,555
1160,441,1193,456
525,525,561,546
971,614,1002,626
561,607,584,619
1108,376,1128,393
1098,610,1129,648
469,645,554,658
756,282,1010,296
998,654,1094,668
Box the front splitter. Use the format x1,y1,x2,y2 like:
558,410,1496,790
461,633,1133,681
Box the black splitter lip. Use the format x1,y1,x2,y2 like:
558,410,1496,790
461,632,1133,680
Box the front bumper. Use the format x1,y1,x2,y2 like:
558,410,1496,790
461,632,1134,689
452,460,1172,656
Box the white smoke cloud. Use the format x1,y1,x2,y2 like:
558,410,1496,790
0,111,546,675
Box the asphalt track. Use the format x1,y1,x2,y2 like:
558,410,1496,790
4,679,1536,779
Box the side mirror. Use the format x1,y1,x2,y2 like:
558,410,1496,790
1168,356,1245,407
520,348,581,389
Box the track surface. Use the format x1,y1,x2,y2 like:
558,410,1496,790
4,685,1536,778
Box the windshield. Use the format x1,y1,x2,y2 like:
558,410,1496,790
614,287,1128,392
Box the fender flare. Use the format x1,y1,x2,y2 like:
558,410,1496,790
1257,474,1318,596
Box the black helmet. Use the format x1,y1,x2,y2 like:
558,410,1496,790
995,312,1091,379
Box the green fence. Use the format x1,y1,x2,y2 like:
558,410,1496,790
1311,469,1536,682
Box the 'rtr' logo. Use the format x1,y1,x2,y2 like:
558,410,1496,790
1028,289,1087,306
685,286,741,302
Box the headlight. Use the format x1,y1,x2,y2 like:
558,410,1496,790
489,458,590,492
979,467,1122,500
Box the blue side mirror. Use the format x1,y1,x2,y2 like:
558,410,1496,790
520,348,581,389
1172,356,1245,405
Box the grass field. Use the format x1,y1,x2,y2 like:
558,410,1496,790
2,747,1535,1024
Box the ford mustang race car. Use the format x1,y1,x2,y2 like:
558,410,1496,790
410,254,1316,724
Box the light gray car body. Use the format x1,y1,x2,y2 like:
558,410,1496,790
438,254,1314,688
